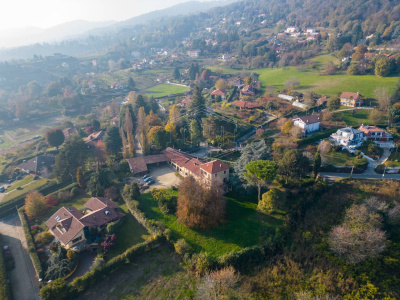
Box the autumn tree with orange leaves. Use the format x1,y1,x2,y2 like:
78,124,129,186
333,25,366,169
176,176,225,230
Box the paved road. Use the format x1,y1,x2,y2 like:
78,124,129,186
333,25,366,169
320,172,400,180
0,213,40,300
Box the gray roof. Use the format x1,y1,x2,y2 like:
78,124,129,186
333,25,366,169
294,115,321,124
17,155,55,174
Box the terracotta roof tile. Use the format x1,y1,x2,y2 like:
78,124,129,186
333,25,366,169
200,160,230,174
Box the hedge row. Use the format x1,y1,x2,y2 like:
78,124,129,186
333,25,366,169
0,234,10,300
216,241,278,273
18,208,43,279
0,180,72,218
69,236,162,293
297,128,337,146
122,196,164,236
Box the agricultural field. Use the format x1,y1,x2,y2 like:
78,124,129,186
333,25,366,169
206,55,399,99
138,191,286,257
144,84,189,98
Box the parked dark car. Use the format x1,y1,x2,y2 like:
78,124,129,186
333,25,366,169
0,186,5,193
144,177,153,183
143,174,149,179
3,245,10,255
147,179,155,185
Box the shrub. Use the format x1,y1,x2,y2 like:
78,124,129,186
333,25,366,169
101,234,117,253
34,231,54,245
174,239,193,256
106,222,117,234
45,195,59,207
70,187,79,197
40,278,71,300
152,188,178,214
66,250,76,261
258,188,285,214
58,190,71,202
30,225,40,235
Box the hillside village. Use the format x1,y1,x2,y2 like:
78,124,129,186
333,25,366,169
1,0,400,299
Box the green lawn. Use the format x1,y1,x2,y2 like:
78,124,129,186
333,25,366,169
2,178,51,202
205,54,398,99
323,150,367,167
6,175,33,192
138,191,285,257
255,66,398,98
333,109,374,126
107,204,151,259
144,84,189,98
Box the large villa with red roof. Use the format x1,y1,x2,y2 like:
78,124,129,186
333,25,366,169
126,147,230,188
45,197,125,249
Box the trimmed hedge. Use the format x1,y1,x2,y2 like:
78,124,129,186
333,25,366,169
0,234,10,300
122,195,164,236
18,208,43,279
297,128,338,147
0,180,74,218
69,236,162,294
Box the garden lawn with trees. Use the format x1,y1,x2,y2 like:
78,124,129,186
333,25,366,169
144,84,189,98
137,190,286,257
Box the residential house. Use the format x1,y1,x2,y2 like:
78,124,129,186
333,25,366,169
45,197,125,249
211,89,227,100
187,49,201,58
180,96,191,108
63,128,78,140
330,127,364,149
292,115,321,133
84,131,104,148
233,78,245,88
358,125,394,148
17,155,55,176
126,148,230,188
110,82,125,90
340,92,361,107
232,100,262,110
111,116,119,126
317,96,329,106
241,85,256,97
285,27,298,33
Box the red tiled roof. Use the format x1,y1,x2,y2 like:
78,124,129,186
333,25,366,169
211,89,227,96
45,207,85,245
126,157,148,174
46,198,124,245
181,97,191,104
232,100,262,109
200,160,230,174
359,125,385,133
84,131,104,143
340,92,360,100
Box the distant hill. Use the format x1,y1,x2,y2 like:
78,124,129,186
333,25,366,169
0,20,115,48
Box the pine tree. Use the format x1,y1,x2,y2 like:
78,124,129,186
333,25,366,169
313,151,321,178
187,86,206,121
173,67,181,80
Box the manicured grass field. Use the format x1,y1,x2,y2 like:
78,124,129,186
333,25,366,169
144,84,189,98
5,175,33,192
107,204,152,259
323,150,367,167
204,65,241,75
138,191,285,257
333,109,374,127
2,178,51,202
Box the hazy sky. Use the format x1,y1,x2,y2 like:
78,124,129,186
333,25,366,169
1,0,213,29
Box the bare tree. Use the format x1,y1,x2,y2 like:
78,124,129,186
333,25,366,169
290,126,303,139
318,140,331,155
375,87,392,112
328,203,387,263
197,266,240,300
284,77,300,91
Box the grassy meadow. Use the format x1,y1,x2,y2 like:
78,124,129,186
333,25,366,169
144,84,189,98
138,191,285,257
